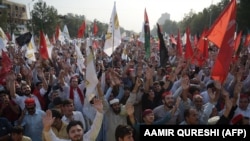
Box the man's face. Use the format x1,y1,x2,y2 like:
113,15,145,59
111,102,121,114
186,108,199,125
26,104,36,115
153,84,161,92
62,104,74,116
70,78,78,88
68,125,83,141
143,113,155,124
163,94,174,109
21,85,31,96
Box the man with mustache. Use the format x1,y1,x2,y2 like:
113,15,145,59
42,99,104,141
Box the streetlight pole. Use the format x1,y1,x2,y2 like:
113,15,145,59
28,0,35,34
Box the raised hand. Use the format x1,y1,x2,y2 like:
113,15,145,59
125,103,134,116
42,110,55,132
93,99,103,113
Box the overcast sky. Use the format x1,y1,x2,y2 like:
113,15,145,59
10,0,221,32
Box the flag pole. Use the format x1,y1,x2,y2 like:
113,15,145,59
111,1,115,68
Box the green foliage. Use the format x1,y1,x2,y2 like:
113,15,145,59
32,1,59,37
152,0,250,37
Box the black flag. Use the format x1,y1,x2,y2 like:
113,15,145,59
15,32,32,47
157,23,168,68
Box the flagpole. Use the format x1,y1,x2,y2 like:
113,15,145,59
111,2,115,68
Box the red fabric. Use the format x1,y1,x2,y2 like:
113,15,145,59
0,51,12,84
39,30,49,59
192,28,209,67
69,86,84,105
234,30,242,52
93,21,98,36
231,114,243,125
55,25,60,41
243,34,250,47
194,34,198,47
142,109,153,117
32,88,46,110
78,21,86,38
206,0,236,49
176,29,182,57
184,27,194,60
0,100,20,122
207,0,237,83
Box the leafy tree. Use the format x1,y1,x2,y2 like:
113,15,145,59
32,1,59,37
237,0,250,33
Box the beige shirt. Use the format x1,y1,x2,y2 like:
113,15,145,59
52,122,69,140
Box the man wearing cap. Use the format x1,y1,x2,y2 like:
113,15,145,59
153,91,181,124
233,93,250,124
7,72,42,111
126,104,171,140
42,98,104,141
100,77,140,141
16,98,45,141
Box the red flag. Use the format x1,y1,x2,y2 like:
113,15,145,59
243,34,250,47
185,27,194,60
93,20,98,36
176,29,182,57
39,30,49,60
55,25,60,41
234,30,242,52
193,34,198,47
0,50,12,84
193,28,209,66
206,0,236,49
207,0,237,83
78,21,86,38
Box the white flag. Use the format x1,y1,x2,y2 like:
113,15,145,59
25,36,36,62
45,34,53,59
103,2,121,56
0,38,7,52
74,42,85,75
138,22,145,43
85,38,98,102
11,33,16,44
121,44,128,60
0,27,8,51
63,24,70,40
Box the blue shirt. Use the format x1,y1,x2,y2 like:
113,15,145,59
21,109,45,141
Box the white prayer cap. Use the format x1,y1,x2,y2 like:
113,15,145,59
208,116,220,125
109,98,119,105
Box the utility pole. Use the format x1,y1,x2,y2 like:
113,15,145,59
28,0,35,34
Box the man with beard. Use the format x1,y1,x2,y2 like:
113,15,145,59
153,91,181,124
100,77,140,141
17,98,45,141
42,99,104,141
8,72,42,110
126,104,171,140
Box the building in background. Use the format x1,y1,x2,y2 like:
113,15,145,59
0,0,28,35
157,12,170,25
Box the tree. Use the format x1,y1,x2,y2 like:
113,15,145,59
32,1,59,37
237,0,250,33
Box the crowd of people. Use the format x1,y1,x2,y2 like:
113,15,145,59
0,33,250,141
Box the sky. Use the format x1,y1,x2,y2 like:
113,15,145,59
10,0,221,33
